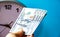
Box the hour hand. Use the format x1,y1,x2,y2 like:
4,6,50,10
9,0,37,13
0,24,11,29
0,21,13,29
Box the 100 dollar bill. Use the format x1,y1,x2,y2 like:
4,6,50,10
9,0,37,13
10,7,47,35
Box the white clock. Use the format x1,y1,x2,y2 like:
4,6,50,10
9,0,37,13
0,1,26,37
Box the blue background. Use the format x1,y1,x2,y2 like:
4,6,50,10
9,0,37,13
17,0,60,37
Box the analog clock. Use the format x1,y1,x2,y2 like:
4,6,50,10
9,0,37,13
0,1,26,37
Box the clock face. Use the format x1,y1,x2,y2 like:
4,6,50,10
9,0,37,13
0,1,25,37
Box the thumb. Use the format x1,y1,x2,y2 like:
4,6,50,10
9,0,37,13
6,28,24,37
14,28,24,37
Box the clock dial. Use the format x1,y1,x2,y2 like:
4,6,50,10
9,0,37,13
0,1,25,27
0,1,25,37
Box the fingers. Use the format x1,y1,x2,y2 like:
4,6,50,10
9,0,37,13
13,28,24,37
6,28,34,37
6,28,24,37
6,33,16,37
27,34,34,37
14,28,24,35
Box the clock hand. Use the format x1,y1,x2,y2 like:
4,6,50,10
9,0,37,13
8,21,13,28
0,24,11,29
0,21,13,29
9,21,13,25
0,22,13,33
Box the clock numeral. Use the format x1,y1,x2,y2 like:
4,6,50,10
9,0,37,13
5,5,12,10
16,8,19,12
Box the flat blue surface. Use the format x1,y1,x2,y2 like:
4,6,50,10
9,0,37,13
17,0,60,37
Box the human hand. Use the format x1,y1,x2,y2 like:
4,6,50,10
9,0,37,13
6,29,34,37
